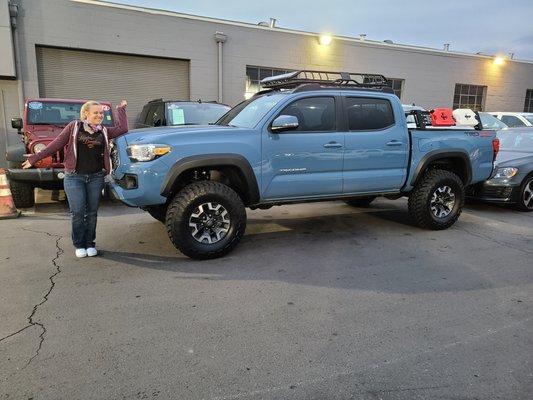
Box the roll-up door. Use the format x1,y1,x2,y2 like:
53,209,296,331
36,46,190,126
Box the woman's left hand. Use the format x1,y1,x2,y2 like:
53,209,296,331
119,99,127,108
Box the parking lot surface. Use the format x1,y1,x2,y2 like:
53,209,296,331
1,194,532,399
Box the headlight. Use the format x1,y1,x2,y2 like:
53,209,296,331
33,143,46,153
493,167,518,179
126,144,171,162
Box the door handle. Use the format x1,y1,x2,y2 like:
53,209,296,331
386,140,403,146
323,142,343,148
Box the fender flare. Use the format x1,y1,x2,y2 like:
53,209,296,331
160,153,260,204
411,150,472,186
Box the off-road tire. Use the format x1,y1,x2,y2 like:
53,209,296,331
8,179,35,208
144,204,168,223
344,196,376,207
408,169,464,230
165,181,247,260
514,175,533,212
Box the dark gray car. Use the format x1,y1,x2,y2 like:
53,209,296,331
467,128,533,211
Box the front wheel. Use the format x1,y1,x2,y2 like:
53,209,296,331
408,169,464,230
165,181,247,260
514,176,533,212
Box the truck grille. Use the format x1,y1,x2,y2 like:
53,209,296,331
110,144,120,171
468,183,513,200
479,186,513,199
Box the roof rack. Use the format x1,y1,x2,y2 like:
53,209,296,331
260,70,390,91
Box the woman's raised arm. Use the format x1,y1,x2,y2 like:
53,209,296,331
23,120,76,168
107,100,129,139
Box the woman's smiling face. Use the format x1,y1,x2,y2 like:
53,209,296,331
86,104,104,125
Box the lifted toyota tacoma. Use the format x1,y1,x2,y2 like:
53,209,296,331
109,71,498,259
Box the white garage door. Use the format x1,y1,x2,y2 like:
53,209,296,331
36,47,190,127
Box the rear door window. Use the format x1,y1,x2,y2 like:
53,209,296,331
345,97,395,131
500,115,526,127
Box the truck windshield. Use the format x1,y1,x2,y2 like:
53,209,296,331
166,102,230,126
216,93,287,128
27,101,114,126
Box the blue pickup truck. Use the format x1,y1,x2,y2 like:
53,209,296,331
110,71,498,259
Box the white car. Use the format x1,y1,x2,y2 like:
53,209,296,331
490,112,533,128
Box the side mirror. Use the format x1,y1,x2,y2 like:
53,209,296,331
11,118,23,132
271,115,299,133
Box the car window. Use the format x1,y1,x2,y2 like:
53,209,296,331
277,97,336,132
346,97,395,130
479,113,508,130
27,101,114,126
166,103,230,126
500,115,526,127
140,103,164,127
138,104,150,126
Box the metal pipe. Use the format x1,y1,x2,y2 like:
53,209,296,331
214,32,227,103
9,2,24,115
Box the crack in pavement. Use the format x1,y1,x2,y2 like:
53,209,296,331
0,228,64,367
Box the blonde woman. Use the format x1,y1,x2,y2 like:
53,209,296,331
22,100,129,258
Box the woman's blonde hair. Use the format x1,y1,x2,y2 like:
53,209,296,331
80,101,101,120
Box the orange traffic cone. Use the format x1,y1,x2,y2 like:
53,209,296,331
0,169,21,219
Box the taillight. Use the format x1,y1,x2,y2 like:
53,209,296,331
492,138,500,160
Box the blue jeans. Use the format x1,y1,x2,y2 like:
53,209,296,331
63,171,105,249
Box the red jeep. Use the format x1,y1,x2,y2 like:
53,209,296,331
7,98,115,207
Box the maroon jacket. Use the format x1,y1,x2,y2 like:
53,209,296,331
28,105,128,174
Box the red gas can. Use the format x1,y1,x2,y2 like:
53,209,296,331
430,108,455,126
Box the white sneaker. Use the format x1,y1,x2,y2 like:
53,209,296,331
86,247,98,257
75,248,87,258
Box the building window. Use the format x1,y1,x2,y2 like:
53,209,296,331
453,84,486,111
524,89,533,112
246,66,294,99
386,78,404,99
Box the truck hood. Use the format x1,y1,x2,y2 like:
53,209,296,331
123,125,250,145
495,149,533,167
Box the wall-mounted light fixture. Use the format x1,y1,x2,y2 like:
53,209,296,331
493,56,506,66
318,34,332,46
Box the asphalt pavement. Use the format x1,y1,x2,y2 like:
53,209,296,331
1,192,532,399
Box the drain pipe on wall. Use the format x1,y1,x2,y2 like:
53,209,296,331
9,2,24,115
214,32,227,104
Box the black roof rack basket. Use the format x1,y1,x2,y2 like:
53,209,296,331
260,70,390,91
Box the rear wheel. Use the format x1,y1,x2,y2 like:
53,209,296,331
514,176,533,212
344,196,376,207
8,179,35,208
408,169,464,230
165,181,247,260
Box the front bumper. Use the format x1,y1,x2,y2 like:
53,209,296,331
7,168,65,183
466,181,521,203
109,160,170,207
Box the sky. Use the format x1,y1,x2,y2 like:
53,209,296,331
105,0,533,61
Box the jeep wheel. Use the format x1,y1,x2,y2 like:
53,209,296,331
165,181,247,260
344,196,376,207
408,169,464,230
514,175,533,212
144,204,168,223
9,179,35,208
